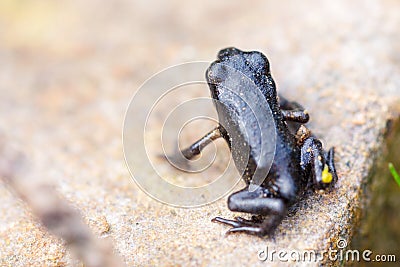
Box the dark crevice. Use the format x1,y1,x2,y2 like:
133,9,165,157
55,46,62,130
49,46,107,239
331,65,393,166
351,116,400,266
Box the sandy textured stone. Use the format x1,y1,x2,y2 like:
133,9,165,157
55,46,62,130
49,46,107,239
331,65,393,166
0,0,399,266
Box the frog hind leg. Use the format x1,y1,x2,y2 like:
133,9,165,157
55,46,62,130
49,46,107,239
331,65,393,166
212,187,287,236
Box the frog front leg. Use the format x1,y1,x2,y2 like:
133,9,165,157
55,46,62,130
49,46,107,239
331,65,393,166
279,95,309,123
163,125,221,159
301,136,338,189
281,110,309,123
160,125,223,171
179,125,222,160
212,187,287,236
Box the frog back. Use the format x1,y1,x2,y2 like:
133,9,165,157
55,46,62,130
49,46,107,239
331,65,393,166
206,48,278,186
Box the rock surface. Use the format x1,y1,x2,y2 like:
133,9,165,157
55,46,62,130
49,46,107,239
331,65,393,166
0,0,399,266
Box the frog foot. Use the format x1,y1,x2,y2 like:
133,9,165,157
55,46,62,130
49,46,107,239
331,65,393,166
211,215,282,236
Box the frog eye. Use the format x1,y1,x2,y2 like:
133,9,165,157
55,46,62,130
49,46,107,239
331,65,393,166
321,164,333,184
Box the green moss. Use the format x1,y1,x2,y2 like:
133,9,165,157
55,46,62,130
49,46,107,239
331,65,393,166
388,163,400,188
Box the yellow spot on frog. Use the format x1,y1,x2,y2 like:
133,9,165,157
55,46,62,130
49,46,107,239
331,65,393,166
322,165,333,183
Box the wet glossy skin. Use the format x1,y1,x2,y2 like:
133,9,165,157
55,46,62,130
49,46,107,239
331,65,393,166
179,47,338,236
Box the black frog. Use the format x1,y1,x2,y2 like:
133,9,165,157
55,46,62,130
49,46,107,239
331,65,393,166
177,47,338,236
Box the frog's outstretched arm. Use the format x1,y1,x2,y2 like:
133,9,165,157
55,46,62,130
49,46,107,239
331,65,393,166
281,109,309,123
279,95,310,123
179,125,222,160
